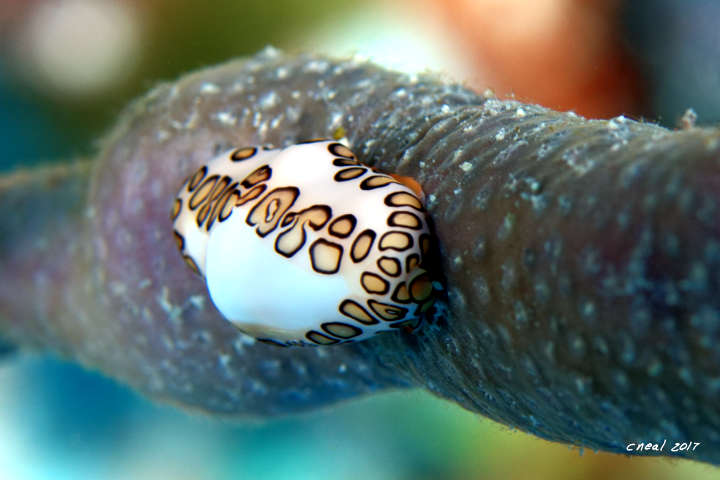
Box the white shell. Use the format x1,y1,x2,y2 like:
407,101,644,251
171,140,435,346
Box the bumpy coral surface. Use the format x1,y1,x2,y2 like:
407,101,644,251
1,49,720,463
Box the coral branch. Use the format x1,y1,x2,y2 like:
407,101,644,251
1,49,720,462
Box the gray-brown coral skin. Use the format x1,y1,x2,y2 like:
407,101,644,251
2,48,720,463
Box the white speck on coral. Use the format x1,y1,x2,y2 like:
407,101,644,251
285,105,301,122
172,100,200,130
530,194,547,212
515,107,526,118
199,82,220,94
166,84,179,100
252,111,262,127
275,66,289,79
449,148,464,165
495,128,506,141
158,286,182,320
452,255,462,268
304,59,329,73
231,81,245,93
258,91,279,110
526,178,540,192
270,115,282,129
189,295,205,310
680,108,698,129
460,161,472,172
356,78,373,89
441,104,450,114
233,335,255,354
155,129,170,142
259,45,280,58
216,111,237,126
257,119,269,137
109,281,126,296
219,353,231,368
350,52,369,63
329,111,343,127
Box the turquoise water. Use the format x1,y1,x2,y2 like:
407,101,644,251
0,355,482,479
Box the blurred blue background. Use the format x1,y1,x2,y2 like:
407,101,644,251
1,0,720,478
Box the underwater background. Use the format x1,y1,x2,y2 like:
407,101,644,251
1,0,720,478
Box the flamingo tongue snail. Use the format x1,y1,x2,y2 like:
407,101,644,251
171,139,438,346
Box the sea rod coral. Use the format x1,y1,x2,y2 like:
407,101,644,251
1,48,720,463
